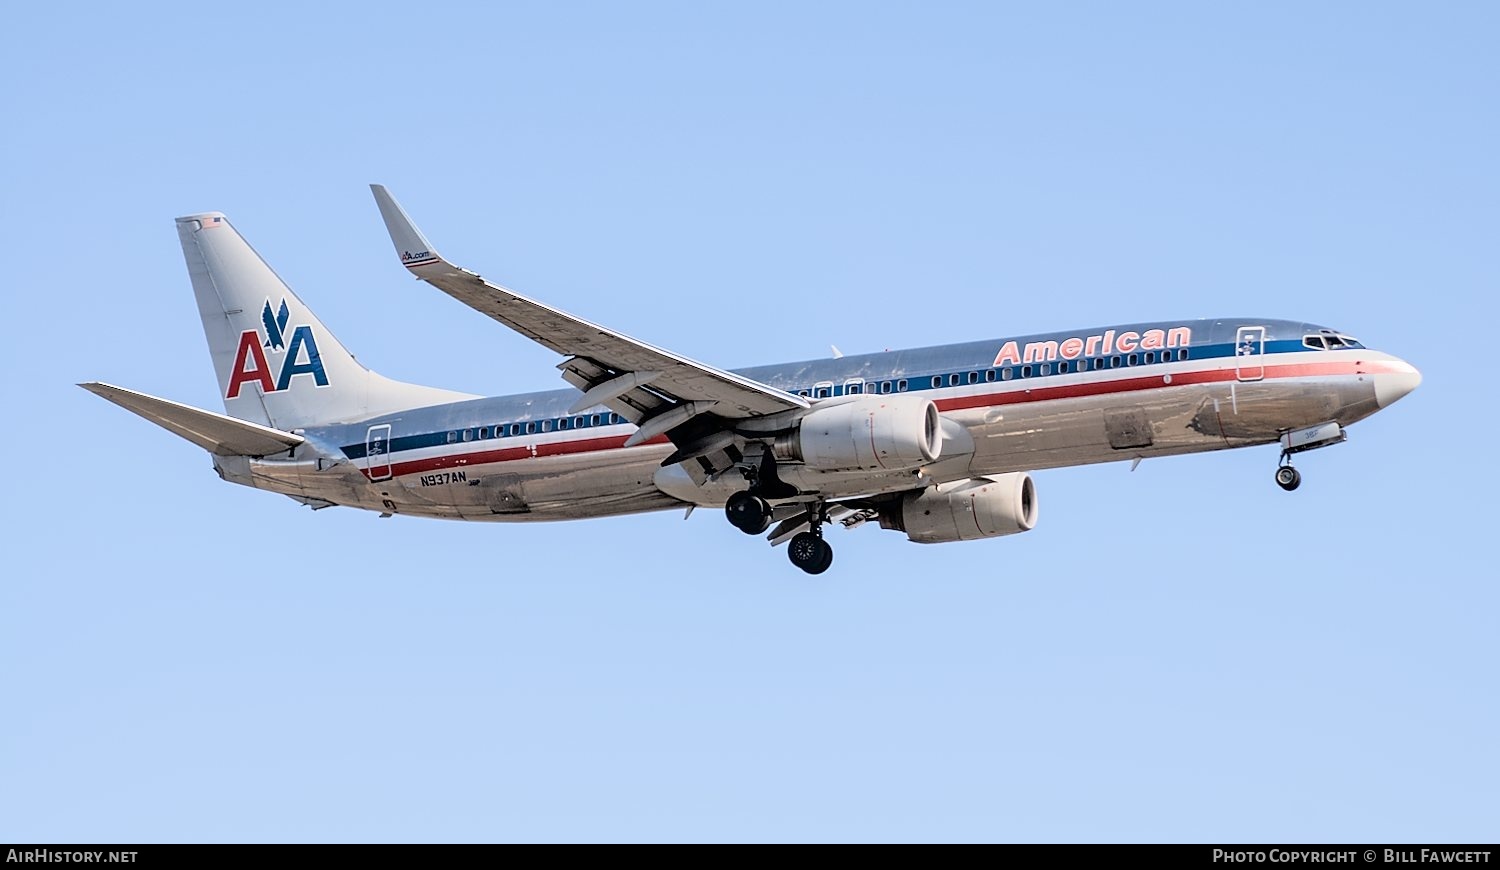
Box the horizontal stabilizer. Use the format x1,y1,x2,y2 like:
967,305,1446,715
79,383,305,457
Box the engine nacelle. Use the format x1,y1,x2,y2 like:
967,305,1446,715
881,473,1038,544
773,395,941,472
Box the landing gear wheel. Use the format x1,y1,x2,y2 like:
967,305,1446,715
1275,465,1302,492
725,491,772,535
788,532,833,575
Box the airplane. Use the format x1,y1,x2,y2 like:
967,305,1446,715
82,185,1422,574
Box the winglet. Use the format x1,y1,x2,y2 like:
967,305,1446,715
370,184,445,270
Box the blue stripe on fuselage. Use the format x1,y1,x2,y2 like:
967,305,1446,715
336,326,1348,461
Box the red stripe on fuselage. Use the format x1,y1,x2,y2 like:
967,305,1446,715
360,359,1399,481
363,433,672,480
933,360,1398,412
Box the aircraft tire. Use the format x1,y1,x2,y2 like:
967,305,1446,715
789,532,833,575
726,491,772,534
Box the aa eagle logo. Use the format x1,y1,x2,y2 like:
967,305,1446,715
225,297,329,399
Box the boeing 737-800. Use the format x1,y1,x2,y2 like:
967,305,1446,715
82,186,1422,574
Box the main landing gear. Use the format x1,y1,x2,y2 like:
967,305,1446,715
724,453,832,574
787,528,834,575
725,490,772,535
723,491,835,575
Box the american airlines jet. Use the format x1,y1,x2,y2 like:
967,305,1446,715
83,186,1422,574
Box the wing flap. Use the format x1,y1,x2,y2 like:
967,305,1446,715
80,383,305,457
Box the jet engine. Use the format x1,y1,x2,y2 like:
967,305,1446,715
880,473,1038,543
772,395,941,472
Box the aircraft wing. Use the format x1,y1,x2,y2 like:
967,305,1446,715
80,382,305,457
370,185,809,440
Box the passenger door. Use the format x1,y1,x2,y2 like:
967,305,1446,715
365,424,392,481
1235,326,1266,382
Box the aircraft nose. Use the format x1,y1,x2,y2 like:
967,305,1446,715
1375,358,1422,408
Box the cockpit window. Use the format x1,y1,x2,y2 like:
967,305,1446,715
1308,330,1364,350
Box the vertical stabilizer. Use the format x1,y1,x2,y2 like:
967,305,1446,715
176,213,475,428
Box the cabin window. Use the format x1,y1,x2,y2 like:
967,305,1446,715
590,415,601,426
1111,356,1122,368
846,383,862,395
985,369,996,383
1021,365,1032,378
968,372,979,384
1128,353,1139,366
559,417,570,430
1058,361,1070,374
1178,349,1189,361
1144,352,1156,364
1039,363,1051,376
446,431,458,443
574,416,585,428
881,381,892,394
1092,358,1105,371
946,374,958,387
932,376,942,389
814,382,833,398
461,429,472,442
897,379,908,392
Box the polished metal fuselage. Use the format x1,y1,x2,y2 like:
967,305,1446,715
218,317,1417,521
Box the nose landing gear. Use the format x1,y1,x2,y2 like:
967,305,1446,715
1273,421,1346,492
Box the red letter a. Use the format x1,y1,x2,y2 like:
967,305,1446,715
226,331,276,398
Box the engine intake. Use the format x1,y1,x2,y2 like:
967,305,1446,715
881,473,1038,543
773,395,941,472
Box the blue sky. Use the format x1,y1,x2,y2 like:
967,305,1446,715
2,2,1496,842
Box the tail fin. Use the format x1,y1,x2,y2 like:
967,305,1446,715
176,212,475,429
